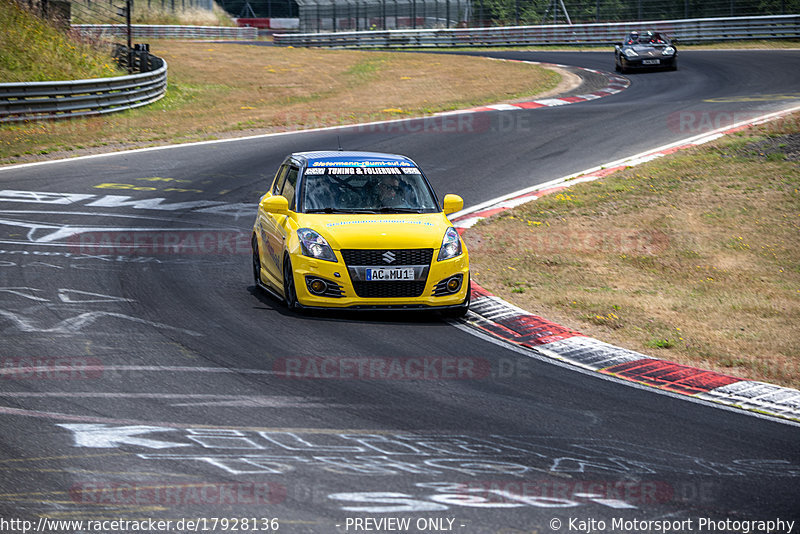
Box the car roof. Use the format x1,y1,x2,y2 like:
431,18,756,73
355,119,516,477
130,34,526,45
291,151,417,168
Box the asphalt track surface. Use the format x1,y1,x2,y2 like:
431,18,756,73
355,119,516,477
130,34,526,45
1,50,799,533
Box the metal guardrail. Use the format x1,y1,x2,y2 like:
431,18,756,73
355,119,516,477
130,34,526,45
273,14,800,48
0,47,167,123
73,24,258,40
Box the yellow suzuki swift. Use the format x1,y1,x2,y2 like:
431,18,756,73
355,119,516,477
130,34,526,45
251,151,470,315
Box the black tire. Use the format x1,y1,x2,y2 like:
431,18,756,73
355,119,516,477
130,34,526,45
443,278,471,318
282,255,300,311
252,235,262,287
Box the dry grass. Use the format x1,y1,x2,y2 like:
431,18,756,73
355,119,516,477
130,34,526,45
0,42,560,164
464,114,800,389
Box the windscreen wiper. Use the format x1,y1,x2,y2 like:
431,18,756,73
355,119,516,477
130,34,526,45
305,208,373,214
306,208,382,214
374,207,425,213
305,207,339,213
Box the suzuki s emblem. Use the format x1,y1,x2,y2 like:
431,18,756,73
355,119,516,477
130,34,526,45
382,251,396,264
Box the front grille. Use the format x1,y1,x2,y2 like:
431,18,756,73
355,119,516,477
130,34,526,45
341,249,433,266
343,249,432,298
352,281,427,298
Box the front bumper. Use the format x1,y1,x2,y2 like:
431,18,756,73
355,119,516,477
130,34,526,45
623,56,676,69
290,250,469,309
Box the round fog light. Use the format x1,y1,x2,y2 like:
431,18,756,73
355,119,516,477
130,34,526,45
446,277,461,292
309,279,327,295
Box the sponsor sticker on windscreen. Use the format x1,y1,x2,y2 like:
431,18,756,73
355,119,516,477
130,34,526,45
305,167,419,175
311,160,415,167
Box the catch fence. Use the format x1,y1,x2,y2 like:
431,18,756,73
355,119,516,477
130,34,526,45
274,13,800,47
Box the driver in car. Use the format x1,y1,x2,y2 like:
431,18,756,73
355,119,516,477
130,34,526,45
375,175,406,207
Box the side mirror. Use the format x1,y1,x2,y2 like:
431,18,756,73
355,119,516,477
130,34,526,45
260,195,289,215
442,194,464,215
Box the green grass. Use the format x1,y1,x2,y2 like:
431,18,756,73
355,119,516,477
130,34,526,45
0,1,125,82
344,56,387,82
70,0,236,26
0,0,238,83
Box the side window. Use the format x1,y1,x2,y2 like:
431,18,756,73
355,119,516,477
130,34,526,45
272,165,288,195
281,167,299,210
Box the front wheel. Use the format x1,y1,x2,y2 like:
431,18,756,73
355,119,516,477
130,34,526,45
252,235,262,287
443,279,471,318
282,255,300,311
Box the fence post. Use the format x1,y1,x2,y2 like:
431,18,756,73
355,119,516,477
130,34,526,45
446,0,450,27
125,0,133,73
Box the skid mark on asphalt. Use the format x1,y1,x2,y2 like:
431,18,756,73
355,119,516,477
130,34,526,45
0,466,195,477
1,392,339,409
0,402,400,433
0,452,132,465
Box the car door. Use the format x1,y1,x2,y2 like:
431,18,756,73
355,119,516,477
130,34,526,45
257,164,289,287
261,164,300,288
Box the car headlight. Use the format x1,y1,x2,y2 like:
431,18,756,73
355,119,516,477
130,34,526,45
662,46,675,56
298,228,337,262
623,48,639,58
437,227,463,261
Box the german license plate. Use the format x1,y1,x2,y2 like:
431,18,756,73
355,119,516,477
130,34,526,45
365,268,415,281
642,59,661,65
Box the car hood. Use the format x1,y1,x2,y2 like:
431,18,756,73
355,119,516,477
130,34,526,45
629,44,666,55
297,212,451,250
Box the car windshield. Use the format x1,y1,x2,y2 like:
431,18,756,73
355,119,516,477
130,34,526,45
627,32,668,45
300,166,440,213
